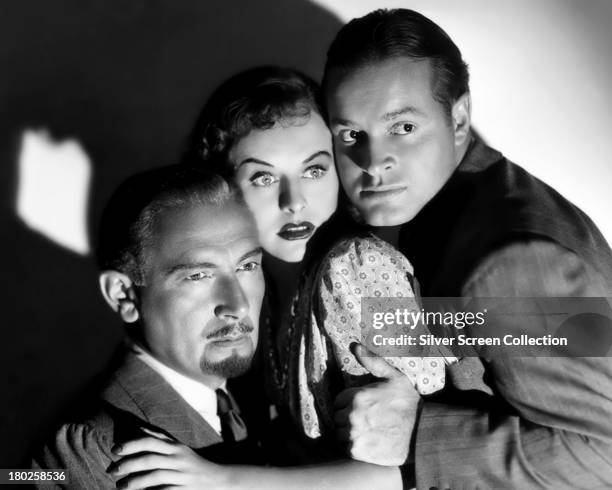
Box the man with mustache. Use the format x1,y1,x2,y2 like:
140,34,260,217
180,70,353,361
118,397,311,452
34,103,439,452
324,8,612,488
32,165,266,487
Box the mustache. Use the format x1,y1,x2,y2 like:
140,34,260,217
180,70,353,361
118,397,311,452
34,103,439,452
206,322,253,339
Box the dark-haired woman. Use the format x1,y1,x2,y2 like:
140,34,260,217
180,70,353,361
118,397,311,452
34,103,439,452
112,67,444,489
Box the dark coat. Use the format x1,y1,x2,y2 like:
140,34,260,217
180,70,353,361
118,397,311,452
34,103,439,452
32,351,258,489
400,136,612,489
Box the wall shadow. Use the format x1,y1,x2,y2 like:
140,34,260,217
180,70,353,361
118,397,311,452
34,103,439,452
0,0,342,466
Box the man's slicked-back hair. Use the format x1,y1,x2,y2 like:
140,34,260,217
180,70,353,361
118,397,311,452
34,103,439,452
323,9,469,116
185,66,324,169
96,164,243,284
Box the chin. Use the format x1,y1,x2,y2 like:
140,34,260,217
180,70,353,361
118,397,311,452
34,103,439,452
360,210,404,227
357,199,419,227
269,245,306,263
200,350,254,379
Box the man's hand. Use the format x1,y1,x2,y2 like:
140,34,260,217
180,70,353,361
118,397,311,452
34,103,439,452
108,427,231,489
334,344,422,466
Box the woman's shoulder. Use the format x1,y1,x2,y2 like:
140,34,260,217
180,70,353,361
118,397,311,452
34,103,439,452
323,233,413,274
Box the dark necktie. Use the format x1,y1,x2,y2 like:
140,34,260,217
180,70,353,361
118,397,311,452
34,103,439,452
215,388,247,443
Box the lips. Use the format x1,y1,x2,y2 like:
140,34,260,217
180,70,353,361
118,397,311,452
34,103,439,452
207,323,253,348
211,334,249,348
360,185,408,200
277,221,315,241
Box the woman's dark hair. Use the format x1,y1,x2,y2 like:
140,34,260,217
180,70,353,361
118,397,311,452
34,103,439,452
185,66,324,170
322,9,469,117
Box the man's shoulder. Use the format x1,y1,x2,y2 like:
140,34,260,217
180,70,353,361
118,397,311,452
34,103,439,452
423,138,612,294
31,399,120,487
31,353,151,470
460,140,610,261
44,406,116,451
463,144,581,228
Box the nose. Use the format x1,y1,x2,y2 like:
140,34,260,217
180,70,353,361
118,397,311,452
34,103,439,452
214,274,249,321
279,178,306,214
358,138,396,177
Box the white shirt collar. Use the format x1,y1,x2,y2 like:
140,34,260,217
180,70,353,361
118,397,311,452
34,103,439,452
130,342,222,434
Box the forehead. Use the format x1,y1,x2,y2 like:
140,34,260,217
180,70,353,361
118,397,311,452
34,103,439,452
326,57,440,121
149,202,259,263
230,112,331,167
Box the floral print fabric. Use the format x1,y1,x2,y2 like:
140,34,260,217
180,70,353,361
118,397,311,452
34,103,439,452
285,234,446,440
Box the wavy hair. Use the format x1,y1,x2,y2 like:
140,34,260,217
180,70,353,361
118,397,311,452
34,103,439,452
185,66,324,171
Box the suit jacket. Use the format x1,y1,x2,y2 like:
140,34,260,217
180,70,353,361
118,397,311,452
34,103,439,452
399,135,612,489
32,350,258,489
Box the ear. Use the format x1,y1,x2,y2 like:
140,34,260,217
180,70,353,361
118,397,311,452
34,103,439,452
99,271,140,323
452,92,471,148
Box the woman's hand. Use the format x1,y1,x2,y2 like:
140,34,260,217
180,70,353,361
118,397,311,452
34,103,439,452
108,428,231,489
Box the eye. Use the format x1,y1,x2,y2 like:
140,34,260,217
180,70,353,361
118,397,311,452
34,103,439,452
338,129,360,144
250,171,279,187
303,165,327,180
186,271,212,281
238,261,260,272
389,122,416,135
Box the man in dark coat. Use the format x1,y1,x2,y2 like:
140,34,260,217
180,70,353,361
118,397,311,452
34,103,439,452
324,8,612,489
32,166,266,488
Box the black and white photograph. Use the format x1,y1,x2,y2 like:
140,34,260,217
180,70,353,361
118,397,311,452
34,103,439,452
1,1,612,488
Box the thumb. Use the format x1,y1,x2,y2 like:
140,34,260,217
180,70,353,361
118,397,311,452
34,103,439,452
352,343,402,379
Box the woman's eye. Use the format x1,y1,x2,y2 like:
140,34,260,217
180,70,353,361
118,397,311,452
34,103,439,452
303,165,327,180
238,261,260,272
186,272,212,281
390,122,416,135
250,172,278,187
338,129,360,144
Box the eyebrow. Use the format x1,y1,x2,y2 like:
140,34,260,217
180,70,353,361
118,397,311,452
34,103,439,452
381,106,425,121
237,247,263,263
237,157,273,169
164,261,217,276
163,247,263,276
303,150,332,164
331,107,426,127
238,152,331,169
330,117,358,127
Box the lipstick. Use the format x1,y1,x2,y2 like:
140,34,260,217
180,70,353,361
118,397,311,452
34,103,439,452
277,221,315,241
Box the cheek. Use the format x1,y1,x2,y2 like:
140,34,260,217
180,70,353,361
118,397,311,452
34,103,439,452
405,138,453,187
245,274,265,317
140,291,199,352
336,156,361,190
304,176,339,220
241,188,279,228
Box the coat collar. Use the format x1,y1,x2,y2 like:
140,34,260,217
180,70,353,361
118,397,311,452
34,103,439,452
101,349,222,448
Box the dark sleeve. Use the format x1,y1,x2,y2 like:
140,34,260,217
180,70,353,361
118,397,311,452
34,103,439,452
31,423,116,489
415,240,612,489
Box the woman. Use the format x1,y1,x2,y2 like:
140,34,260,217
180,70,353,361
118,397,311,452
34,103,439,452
186,67,346,445
112,67,445,489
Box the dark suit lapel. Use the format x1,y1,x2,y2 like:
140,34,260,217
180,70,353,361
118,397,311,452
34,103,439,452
101,351,222,448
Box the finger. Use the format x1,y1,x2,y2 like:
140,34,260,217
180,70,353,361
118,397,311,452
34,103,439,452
353,344,403,379
333,387,361,409
140,426,176,442
116,469,184,490
113,436,177,456
110,453,177,477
